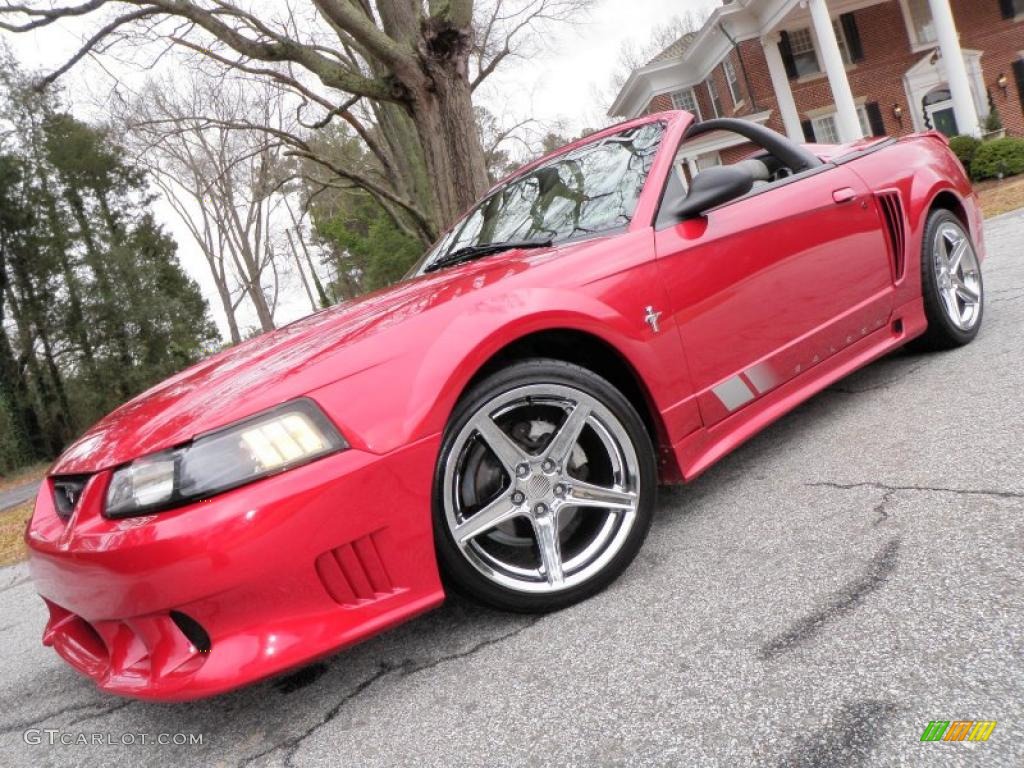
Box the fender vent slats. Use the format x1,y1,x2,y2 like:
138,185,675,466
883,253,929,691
315,531,399,607
877,192,906,282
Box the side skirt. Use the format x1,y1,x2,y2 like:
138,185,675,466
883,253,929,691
670,296,927,482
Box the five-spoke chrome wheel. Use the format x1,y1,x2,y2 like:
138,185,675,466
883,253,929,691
932,221,982,332
441,382,643,595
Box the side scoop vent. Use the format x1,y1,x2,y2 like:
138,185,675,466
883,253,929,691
877,192,906,282
315,531,400,607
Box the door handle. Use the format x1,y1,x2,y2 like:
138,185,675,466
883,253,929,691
832,187,857,204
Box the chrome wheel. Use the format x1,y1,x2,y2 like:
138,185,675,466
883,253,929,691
442,383,642,594
933,221,982,332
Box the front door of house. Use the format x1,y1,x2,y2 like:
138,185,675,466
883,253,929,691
929,103,958,137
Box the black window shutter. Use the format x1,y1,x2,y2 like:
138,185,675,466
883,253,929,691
999,0,1016,20
841,13,864,62
802,119,816,143
866,101,886,136
1013,58,1024,113
779,32,799,80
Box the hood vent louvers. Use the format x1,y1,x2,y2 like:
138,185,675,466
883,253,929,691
877,192,906,282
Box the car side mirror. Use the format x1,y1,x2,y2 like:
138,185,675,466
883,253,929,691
675,166,754,219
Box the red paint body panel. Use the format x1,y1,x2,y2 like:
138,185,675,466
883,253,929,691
27,112,981,699
31,438,444,700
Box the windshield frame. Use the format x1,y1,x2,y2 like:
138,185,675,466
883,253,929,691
406,117,674,278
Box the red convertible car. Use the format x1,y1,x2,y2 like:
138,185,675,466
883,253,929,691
26,111,985,700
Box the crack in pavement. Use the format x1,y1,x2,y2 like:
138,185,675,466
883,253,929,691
826,361,930,395
0,700,127,735
870,487,897,528
239,617,543,768
987,287,1024,302
0,575,30,595
758,538,901,661
808,480,1024,501
64,699,135,727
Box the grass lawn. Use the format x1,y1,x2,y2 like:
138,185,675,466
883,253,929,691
0,462,49,495
0,501,33,567
976,175,1024,219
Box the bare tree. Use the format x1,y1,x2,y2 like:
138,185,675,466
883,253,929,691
281,186,332,311
118,74,294,339
605,9,712,104
1,0,593,245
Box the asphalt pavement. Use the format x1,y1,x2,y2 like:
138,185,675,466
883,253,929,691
1,211,1022,767
0,482,40,513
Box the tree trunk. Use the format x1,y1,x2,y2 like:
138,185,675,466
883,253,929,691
0,262,48,461
37,177,99,382
64,187,135,398
212,272,243,344
406,21,491,231
4,285,70,455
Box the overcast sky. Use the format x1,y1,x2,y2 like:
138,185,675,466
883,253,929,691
1,0,715,337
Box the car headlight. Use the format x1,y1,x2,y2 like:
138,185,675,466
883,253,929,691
105,399,347,518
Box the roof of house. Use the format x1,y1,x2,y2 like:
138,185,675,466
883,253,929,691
646,32,699,65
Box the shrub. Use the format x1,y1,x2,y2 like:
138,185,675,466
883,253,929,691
948,135,982,169
985,107,1003,133
971,137,1024,181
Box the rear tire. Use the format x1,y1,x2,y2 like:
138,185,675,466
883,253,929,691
433,359,656,613
914,209,984,351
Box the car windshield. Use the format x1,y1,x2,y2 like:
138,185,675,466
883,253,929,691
412,122,665,275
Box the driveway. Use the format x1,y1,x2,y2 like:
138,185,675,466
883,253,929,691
0,482,40,513
1,212,1021,768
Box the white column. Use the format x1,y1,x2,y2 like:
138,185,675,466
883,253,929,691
807,0,863,143
928,0,981,136
686,156,700,180
761,34,805,143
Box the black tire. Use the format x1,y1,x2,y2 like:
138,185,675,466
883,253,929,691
432,358,657,613
913,209,984,351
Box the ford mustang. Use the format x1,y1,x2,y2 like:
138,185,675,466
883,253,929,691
26,112,985,700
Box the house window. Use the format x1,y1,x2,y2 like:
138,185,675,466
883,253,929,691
833,20,854,66
707,79,722,118
1005,0,1024,16
723,58,742,104
788,28,820,77
697,152,722,172
812,106,872,143
785,22,854,77
902,0,937,47
812,115,840,144
857,107,871,137
670,88,701,118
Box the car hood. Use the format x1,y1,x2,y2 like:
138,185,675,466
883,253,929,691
52,251,544,474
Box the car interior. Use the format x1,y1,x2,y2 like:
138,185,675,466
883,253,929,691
657,118,827,226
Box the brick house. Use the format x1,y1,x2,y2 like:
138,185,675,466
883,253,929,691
609,0,1024,173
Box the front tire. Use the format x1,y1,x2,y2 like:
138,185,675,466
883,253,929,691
433,359,657,613
914,210,984,351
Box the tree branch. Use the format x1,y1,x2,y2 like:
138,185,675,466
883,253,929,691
35,7,160,88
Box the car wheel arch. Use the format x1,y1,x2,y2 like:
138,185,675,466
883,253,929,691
927,188,969,230
435,324,681,484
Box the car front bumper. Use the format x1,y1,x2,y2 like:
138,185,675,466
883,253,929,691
25,436,445,701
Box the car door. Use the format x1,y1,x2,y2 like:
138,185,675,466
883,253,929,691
653,164,894,426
